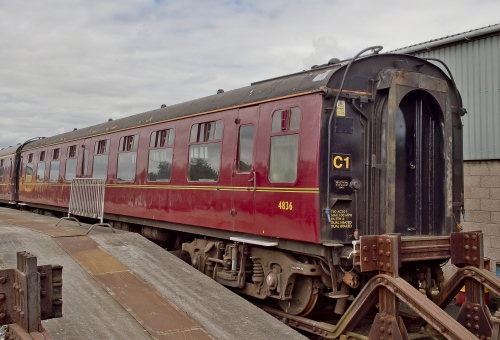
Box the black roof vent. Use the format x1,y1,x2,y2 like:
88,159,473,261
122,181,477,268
73,128,77,131
108,118,113,122
217,89,224,94
161,104,167,108
328,58,341,65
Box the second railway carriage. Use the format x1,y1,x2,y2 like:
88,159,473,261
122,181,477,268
2,48,464,316
0,145,22,204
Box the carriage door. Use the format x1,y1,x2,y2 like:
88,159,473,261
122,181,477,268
394,91,445,235
230,106,259,233
80,138,91,177
377,70,450,236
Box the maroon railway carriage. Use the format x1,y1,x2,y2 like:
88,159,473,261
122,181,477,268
1,49,464,316
0,145,18,204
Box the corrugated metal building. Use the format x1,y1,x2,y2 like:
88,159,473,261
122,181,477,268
394,24,500,160
393,24,500,275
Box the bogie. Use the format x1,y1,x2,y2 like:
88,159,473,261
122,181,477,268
182,238,327,315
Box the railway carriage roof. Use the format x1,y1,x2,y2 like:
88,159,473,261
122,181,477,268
0,145,21,158
22,61,346,150
18,53,447,151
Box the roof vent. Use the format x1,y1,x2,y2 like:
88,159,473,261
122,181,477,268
328,58,341,65
217,89,224,94
108,118,113,122
161,104,167,108
73,128,77,131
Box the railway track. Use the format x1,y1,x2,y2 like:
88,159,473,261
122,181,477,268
255,285,498,339
248,232,500,339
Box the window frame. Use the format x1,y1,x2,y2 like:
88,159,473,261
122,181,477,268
236,124,255,174
0,159,4,182
268,107,302,184
25,153,34,182
92,139,110,180
147,128,175,182
116,134,138,182
65,145,78,181
187,119,223,182
36,161,45,182
49,148,60,182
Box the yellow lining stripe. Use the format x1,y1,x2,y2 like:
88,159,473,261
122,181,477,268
17,182,319,193
106,184,319,193
19,183,70,187
0,153,15,158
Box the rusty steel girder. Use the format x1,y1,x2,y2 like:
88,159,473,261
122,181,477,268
0,252,62,340
355,233,491,340
259,232,500,339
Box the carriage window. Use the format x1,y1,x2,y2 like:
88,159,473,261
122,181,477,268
188,120,223,181
67,145,77,158
190,120,223,142
36,162,45,181
25,153,34,182
0,159,4,182
150,129,175,148
93,139,109,179
269,108,301,183
237,125,254,173
117,135,137,181
50,148,60,182
82,149,88,177
119,135,138,152
271,107,301,132
148,129,174,182
65,145,78,181
95,140,109,154
36,151,46,181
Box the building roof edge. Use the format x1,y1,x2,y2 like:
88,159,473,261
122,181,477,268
391,23,500,54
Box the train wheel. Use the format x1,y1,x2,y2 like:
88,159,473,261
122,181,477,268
278,276,318,316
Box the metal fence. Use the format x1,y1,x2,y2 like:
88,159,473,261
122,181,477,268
56,178,113,234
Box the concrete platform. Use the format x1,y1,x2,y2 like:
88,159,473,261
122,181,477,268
0,207,306,340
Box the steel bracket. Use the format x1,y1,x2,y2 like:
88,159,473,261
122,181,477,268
359,234,401,274
358,234,409,339
457,300,492,339
0,252,62,336
450,231,484,267
368,313,409,340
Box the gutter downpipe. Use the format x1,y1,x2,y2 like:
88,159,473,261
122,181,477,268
14,137,44,201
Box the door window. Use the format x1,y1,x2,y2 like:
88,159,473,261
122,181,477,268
269,107,301,183
237,125,254,173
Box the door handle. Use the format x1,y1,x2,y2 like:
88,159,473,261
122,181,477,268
248,171,256,191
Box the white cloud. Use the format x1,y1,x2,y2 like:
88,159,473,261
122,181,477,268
1,0,500,148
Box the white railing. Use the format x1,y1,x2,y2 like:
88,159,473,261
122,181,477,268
56,178,114,234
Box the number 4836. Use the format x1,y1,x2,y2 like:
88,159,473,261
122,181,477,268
278,201,293,210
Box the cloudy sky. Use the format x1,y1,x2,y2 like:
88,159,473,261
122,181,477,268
1,0,499,149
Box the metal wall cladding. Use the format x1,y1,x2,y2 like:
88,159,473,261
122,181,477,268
412,35,500,160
